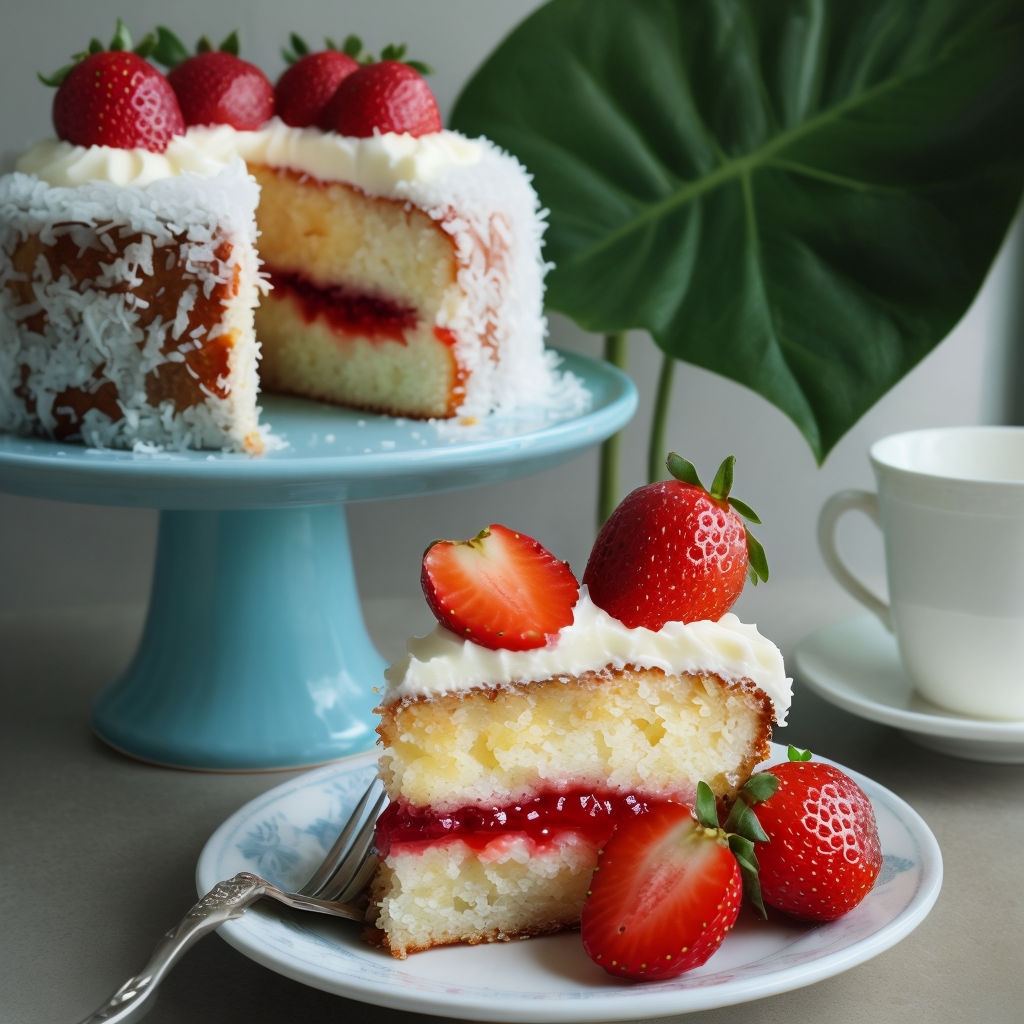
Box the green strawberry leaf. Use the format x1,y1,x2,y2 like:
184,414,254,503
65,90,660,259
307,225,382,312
451,0,1024,461
694,780,719,829
665,452,703,489
745,530,769,584
152,27,191,68
729,833,767,918
740,771,780,805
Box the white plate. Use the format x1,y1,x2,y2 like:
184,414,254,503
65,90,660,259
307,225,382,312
794,617,1024,764
197,744,942,1022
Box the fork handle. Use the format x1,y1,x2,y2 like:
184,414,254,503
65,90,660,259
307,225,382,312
77,872,267,1024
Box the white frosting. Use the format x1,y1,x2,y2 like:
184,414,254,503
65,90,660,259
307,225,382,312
15,135,231,187
16,121,484,195
385,590,792,725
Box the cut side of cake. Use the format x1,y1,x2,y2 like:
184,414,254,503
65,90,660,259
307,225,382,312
368,593,788,958
235,124,564,423
0,161,265,453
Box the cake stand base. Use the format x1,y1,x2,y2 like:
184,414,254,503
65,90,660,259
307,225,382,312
92,504,385,771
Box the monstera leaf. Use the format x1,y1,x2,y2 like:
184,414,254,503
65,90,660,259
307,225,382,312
451,0,1024,468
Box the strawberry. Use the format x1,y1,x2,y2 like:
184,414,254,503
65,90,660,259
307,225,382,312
583,453,768,629
744,747,882,922
155,30,273,130
274,33,366,128
43,22,184,152
581,793,752,980
420,524,578,650
276,50,360,127
318,60,441,137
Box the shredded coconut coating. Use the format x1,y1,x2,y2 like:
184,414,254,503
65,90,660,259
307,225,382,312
0,160,265,452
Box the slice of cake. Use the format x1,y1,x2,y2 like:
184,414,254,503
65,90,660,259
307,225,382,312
366,462,790,958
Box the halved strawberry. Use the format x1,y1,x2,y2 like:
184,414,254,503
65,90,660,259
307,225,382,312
581,798,744,980
420,523,578,650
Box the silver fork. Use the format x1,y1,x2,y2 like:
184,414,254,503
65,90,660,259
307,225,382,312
77,776,387,1024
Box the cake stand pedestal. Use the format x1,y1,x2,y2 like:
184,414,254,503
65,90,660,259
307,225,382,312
0,350,636,770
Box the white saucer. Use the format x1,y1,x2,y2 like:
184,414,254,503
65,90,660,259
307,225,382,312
794,616,1024,763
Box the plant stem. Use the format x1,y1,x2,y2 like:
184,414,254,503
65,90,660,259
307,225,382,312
648,352,675,482
598,332,629,525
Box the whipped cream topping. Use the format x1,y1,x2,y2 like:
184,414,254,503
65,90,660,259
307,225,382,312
16,120,483,195
15,135,233,187
385,591,792,724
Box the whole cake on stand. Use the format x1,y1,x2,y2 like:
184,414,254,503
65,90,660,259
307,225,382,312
0,26,634,768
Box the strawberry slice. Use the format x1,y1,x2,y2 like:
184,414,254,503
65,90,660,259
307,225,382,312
420,523,578,650
581,799,743,980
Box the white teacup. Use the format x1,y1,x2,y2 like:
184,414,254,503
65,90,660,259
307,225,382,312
818,425,1024,721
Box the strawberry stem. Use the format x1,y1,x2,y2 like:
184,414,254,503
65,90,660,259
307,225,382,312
665,452,770,586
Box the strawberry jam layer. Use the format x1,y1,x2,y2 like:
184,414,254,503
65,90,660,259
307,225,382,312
266,265,417,344
375,789,675,857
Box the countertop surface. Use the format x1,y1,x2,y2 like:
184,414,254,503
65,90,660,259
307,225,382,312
2,588,1021,1024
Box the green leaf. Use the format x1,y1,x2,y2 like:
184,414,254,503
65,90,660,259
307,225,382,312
152,27,191,68
109,19,131,52
665,452,703,488
788,744,813,761
728,833,767,918
740,771,780,805
218,31,240,56
282,32,310,64
342,33,364,58
451,0,1024,461
745,529,769,584
694,780,719,828
729,497,760,525
709,456,735,502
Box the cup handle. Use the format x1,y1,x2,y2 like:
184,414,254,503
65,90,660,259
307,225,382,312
817,489,892,630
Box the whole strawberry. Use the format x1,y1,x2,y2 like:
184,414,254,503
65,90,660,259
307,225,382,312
274,33,364,128
276,50,360,127
583,453,768,629
747,748,882,921
318,60,441,137
421,523,578,650
581,786,763,980
156,30,273,130
44,22,184,152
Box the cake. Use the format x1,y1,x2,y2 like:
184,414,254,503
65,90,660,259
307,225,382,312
0,40,579,452
366,486,790,958
369,595,789,957
0,153,266,452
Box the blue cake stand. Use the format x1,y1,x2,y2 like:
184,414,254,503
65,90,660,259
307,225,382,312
0,351,636,771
